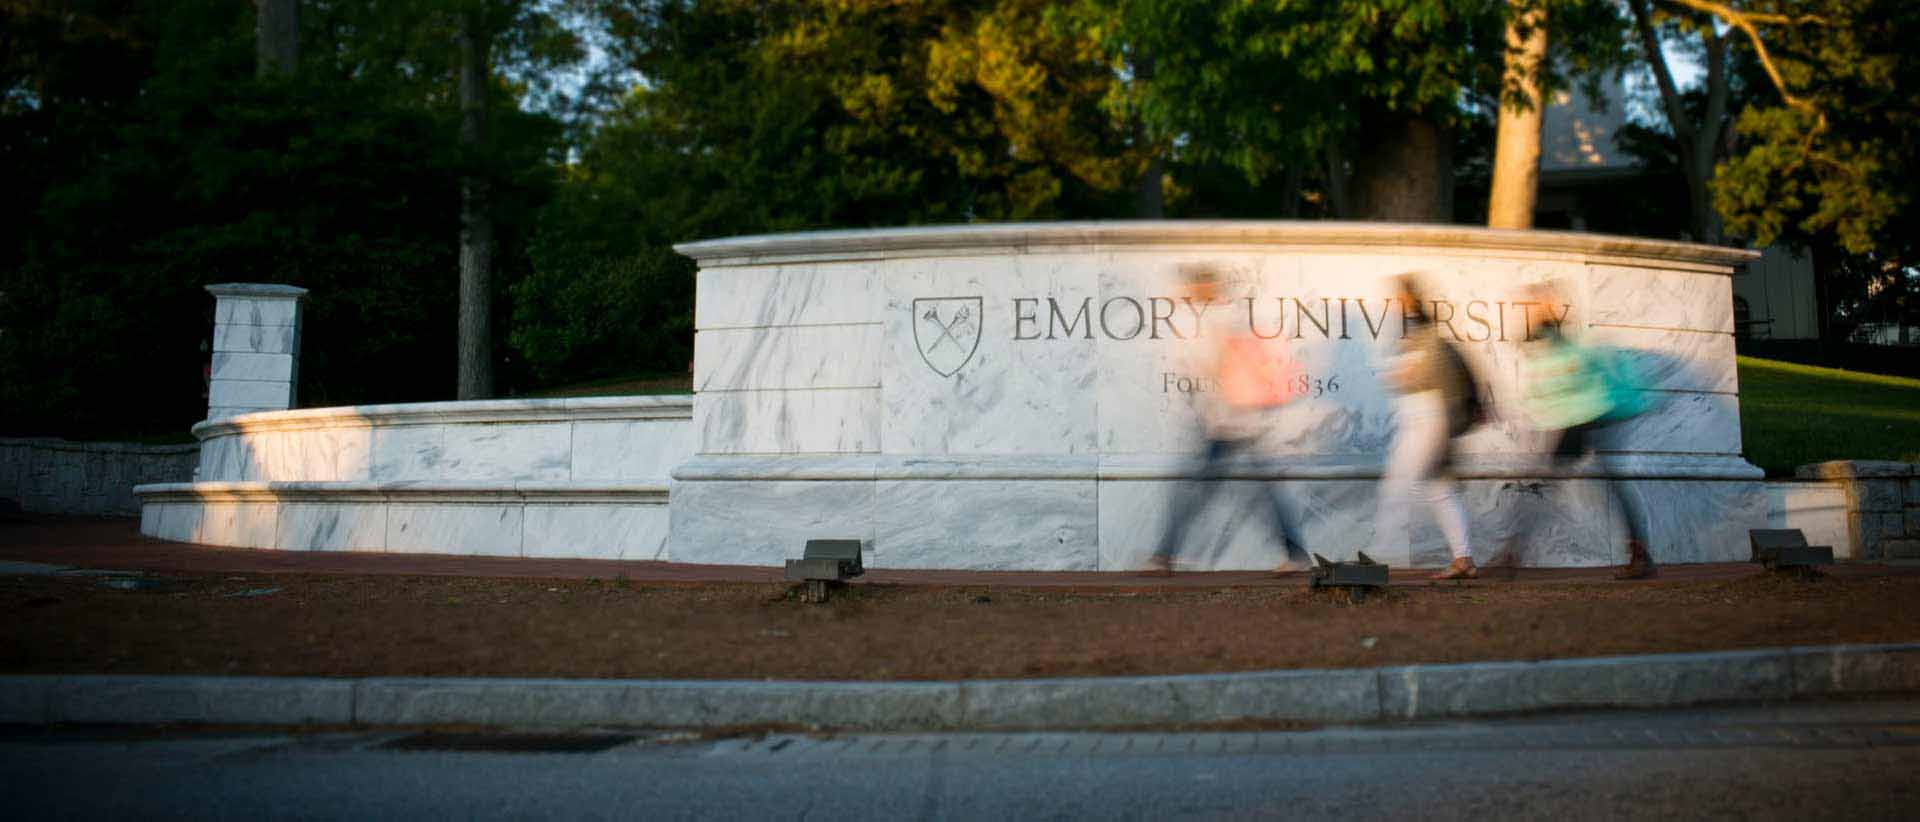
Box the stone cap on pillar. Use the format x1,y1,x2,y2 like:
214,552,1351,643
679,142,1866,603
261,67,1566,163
206,283,309,300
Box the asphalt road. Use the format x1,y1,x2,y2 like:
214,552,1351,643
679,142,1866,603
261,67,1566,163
4,701,1918,820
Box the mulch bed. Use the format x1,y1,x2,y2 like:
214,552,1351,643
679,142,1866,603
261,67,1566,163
4,568,1916,680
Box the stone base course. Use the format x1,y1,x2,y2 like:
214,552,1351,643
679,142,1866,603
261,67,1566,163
5,643,1915,730
137,482,671,560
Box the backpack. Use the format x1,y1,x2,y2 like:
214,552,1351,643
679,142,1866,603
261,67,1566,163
1523,334,1650,429
1592,346,1653,422
1437,339,1492,437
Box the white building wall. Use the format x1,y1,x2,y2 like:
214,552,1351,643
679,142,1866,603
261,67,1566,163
1732,247,1819,340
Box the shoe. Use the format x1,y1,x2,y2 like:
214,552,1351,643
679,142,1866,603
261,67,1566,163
1271,542,1311,576
1142,555,1174,578
1481,548,1521,577
1270,558,1310,577
1614,540,1657,580
1484,548,1519,570
1431,557,1479,581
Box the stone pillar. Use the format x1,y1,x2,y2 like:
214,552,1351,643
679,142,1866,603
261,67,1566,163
1797,461,1920,560
206,283,307,420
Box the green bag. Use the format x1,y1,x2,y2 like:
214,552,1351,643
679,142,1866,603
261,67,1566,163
1524,334,1650,429
1592,346,1652,422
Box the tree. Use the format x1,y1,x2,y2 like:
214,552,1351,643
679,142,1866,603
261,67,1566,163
1487,0,1548,228
1699,0,1918,342
594,0,1138,224
1708,0,1911,259
457,2,493,399
1128,51,1164,218
1086,1,1521,222
0,0,576,437
1626,0,1734,244
922,0,1146,218
255,0,298,77
1298,2,1507,222
302,0,583,400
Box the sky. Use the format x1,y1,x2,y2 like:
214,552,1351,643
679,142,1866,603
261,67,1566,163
1622,40,1708,126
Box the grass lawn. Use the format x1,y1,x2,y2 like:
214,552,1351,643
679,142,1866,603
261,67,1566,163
1737,355,1920,477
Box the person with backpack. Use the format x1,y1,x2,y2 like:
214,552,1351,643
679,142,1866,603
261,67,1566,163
1145,263,1312,577
1520,282,1658,579
1367,273,1484,580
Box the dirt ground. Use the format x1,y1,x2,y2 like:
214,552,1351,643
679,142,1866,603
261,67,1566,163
5,567,1917,680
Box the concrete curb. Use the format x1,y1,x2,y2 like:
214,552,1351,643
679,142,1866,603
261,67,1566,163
4,643,1917,730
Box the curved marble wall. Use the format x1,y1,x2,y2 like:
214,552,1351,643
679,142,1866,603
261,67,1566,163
671,221,1766,571
187,396,691,484
136,396,692,559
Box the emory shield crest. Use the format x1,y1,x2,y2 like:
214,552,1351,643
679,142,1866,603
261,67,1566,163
912,297,983,377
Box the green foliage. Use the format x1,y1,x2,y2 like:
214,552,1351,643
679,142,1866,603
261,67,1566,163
0,0,568,437
1712,0,1919,268
13,0,1915,439
509,0,1150,384
511,246,694,387
1071,1,1625,215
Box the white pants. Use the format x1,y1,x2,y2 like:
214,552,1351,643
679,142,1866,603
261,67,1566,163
1370,391,1472,561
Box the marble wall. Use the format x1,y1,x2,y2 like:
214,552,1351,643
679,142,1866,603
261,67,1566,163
191,396,693,484
671,222,1767,570
141,224,1784,568
140,485,672,560
136,396,693,559
206,283,307,421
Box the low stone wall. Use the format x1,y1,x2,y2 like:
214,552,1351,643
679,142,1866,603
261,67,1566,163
189,395,692,483
138,482,671,559
1798,461,1920,559
0,438,199,516
135,396,694,559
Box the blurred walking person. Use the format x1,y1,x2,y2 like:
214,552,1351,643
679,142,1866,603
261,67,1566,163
1519,282,1658,579
1369,274,1483,580
1146,263,1311,577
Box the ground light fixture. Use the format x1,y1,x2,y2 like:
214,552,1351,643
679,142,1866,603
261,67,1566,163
1308,551,1389,603
785,539,866,603
1748,528,1835,578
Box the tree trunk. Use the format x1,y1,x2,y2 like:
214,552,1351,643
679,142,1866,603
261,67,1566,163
1279,163,1304,219
1135,152,1165,218
1685,165,1721,245
1487,1,1548,229
254,0,298,78
456,8,493,400
1687,30,1729,244
1130,52,1163,218
1323,141,1352,218
1351,113,1451,222
1629,0,1727,245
